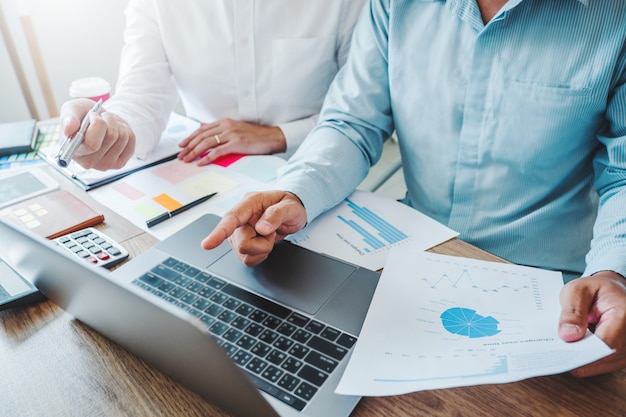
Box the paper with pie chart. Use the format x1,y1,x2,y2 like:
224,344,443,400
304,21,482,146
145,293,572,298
336,249,614,396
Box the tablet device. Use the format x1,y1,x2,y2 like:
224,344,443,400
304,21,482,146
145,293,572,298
0,169,59,209
0,259,44,311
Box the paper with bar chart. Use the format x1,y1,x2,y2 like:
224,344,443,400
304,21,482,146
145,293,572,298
287,190,458,271
336,249,613,396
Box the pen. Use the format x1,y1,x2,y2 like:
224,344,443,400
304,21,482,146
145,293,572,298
56,99,104,167
146,192,217,228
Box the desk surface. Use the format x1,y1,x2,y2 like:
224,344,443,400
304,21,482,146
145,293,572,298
2,166,626,417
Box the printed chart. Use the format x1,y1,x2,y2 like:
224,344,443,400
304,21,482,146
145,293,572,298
336,249,613,396
288,190,458,270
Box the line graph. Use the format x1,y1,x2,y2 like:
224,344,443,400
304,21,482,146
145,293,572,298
421,269,530,293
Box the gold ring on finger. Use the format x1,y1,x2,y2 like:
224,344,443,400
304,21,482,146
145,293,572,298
214,134,221,145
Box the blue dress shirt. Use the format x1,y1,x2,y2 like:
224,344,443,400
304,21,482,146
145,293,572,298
276,0,626,281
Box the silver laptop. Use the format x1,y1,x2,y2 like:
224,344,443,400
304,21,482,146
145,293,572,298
0,213,380,417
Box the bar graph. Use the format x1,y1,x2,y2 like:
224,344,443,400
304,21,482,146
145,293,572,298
286,190,458,271
338,198,409,253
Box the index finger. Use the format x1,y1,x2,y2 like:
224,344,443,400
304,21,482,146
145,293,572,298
60,98,99,137
201,212,250,250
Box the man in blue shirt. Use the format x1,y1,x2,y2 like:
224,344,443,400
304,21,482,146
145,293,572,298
203,0,626,376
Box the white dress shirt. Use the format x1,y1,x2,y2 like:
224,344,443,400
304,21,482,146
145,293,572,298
105,0,366,159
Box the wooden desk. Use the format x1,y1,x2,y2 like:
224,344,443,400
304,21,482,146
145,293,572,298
2,167,626,416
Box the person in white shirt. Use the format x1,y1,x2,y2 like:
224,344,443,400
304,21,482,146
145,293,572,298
60,0,366,170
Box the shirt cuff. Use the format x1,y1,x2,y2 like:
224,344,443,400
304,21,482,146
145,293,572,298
583,246,626,279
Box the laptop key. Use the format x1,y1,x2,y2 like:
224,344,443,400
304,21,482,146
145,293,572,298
222,328,243,343
233,350,253,366
292,329,312,344
163,257,178,268
261,365,284,383
307,336,348,361
266,349,287,366
246,357,268,374
209,321,228,336
281,357,303,374
235,303,254,316
230,316,251,330
236,335,257,350
222,284,291,319
245,371,307,412
207,277,227,290
336,333,357,349
288,343,310,359
150,264,180,281
298,365,328,387
320,327,340,342
304,320,324,334
304,351,338,373
295,381,318,401
276,322,296,336
251,341,271,358
138,273,163,288
278,373,301,392
222,297,242,310
287,312,309,328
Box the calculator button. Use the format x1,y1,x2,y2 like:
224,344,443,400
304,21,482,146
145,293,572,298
54,227,129,268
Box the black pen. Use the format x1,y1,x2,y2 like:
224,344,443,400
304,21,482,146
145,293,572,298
146,192,217,228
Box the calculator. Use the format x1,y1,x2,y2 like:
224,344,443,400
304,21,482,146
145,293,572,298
53,227,129,268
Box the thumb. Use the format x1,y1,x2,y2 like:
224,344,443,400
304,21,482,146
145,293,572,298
558,279,594,342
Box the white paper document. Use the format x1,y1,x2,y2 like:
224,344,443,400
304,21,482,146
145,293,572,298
336,249,614,396
89,155,286,240
287,190,458,271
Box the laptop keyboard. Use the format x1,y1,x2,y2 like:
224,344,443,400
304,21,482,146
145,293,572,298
131,257,357,411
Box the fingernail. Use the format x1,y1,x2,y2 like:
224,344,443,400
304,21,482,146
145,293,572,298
560,323,582,336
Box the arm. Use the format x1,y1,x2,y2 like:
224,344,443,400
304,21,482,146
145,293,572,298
558,50,626,376
103,0,179,160
59,0,178,170
203,0,395,263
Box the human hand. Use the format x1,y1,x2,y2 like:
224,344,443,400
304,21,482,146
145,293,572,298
177,118,286,166
558,270,626,377
202,190,307,266
60,98,135,170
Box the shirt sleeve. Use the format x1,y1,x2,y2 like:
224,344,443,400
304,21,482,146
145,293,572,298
276,0,395,222
276,0,367,159
584,54,626,278
103,0,180,160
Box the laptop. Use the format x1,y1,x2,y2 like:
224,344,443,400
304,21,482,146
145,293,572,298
0,213,381,417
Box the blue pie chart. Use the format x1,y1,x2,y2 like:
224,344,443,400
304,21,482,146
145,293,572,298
440,307,501,338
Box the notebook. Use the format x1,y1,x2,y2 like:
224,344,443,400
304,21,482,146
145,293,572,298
0,189,104,239
0,213,381,417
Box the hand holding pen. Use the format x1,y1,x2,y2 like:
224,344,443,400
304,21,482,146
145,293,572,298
56,99,104,167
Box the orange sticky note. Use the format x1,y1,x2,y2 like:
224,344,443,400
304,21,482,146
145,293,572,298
153,193,182,211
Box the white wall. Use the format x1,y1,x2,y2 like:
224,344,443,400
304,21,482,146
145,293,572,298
0,0,127,123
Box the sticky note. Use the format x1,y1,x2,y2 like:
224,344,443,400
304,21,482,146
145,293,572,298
153,193,182,211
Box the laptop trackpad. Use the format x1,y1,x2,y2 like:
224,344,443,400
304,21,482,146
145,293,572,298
208,240,357,316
